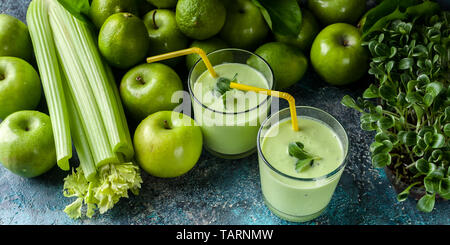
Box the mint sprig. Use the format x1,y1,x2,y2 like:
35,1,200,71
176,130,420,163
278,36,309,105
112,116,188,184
213,73,238,108
288,142,321,172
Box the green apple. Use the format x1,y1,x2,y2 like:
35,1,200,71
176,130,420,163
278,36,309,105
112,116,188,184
310,23,368,86
0,111,56,178
308,0,366,25
219,0,269,50
0,57,42,120
248,42,308,90
146,0,177,8
0,14,33,62
143,9,189,67
134,111,203,178
120,63,183,122
89,0,140,29
185,37,228,71
274,9,320,52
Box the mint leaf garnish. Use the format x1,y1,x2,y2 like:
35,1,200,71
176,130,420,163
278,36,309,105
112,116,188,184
214,73,238,109
288,142,321,172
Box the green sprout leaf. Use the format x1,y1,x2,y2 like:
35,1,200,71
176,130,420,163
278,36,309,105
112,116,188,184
424,168,444,193
372,153,391,168
288,142,321,173
341,95,363,113
415,159,435,175
417,193,436,213
439,177,450,196
397,181,421,202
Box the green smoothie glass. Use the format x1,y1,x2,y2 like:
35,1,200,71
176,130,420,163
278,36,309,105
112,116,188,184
257,106,349,222
188,49,274,159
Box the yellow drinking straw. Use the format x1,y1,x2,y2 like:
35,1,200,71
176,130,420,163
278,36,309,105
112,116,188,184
146,48,299,131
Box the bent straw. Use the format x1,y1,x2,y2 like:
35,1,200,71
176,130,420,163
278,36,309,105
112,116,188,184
146,47,218,78
146,48,299,131
229,83,299,131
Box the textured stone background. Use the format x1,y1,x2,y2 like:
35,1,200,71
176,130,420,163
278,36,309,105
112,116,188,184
0,0,449,225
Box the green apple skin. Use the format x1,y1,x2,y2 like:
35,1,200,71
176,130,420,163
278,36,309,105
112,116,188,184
134,111,203,178
310,23,368,86
308,0,366,25
249,42,308,90
220,0,269,50
0,111,56,178
146,0,177,8
143,9,189,67
120,63,184,122
89,0,140,29
0,14,33,62
274,9,320,52
0,57,42,120
186,37,228,71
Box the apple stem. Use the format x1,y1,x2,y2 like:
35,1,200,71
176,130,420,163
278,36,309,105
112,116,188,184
152,10,158,29
136,75,145,84
341,38,350,47
164,120,171,130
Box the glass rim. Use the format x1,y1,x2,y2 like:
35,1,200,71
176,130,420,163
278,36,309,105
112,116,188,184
257,106,350,182
187,48,275,115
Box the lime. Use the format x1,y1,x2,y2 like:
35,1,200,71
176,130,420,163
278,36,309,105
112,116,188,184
0,14,33,62
175,0,226,40
248,42,308,90
89,0,139,29
186,37,228,70
98,13,150,69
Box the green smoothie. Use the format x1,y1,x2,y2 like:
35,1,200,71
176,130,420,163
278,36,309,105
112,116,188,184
259,116,345,221
192,63,270,156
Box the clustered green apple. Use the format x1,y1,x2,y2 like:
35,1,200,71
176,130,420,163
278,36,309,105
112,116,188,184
89,0,140,29
0,14,33,62
310,23,369,86
220,0,269,50
308,0,366,25
0,57,42,119
143,9,189,67
0,111,56,178
134,111,203,178
120,63,183,122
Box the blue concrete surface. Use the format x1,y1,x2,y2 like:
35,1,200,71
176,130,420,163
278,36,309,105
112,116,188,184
0,0,449,225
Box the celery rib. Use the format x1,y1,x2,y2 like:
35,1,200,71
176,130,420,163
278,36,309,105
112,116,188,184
26,0,72,171
71,17,134,161
48,3,119,167
64,77,97,181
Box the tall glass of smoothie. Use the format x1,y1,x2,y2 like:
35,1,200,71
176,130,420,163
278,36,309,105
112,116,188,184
188,49,274,159
257,106,349,222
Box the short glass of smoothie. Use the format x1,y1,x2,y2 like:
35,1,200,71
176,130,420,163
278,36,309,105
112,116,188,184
257,106,349,222
188,48,274,159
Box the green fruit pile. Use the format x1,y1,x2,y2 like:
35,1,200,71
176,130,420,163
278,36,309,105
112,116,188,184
0,0,371,180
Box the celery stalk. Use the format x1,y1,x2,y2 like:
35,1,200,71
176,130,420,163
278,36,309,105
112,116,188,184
48,4,119,167
64,77,97,182
70,17,135,161
104,64,135,161
26,0,72,171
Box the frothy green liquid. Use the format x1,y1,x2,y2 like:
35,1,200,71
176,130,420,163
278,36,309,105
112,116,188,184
192,63,270,156
259,116,345,222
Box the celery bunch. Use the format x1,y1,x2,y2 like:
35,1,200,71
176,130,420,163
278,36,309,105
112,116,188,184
27,0,142,219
